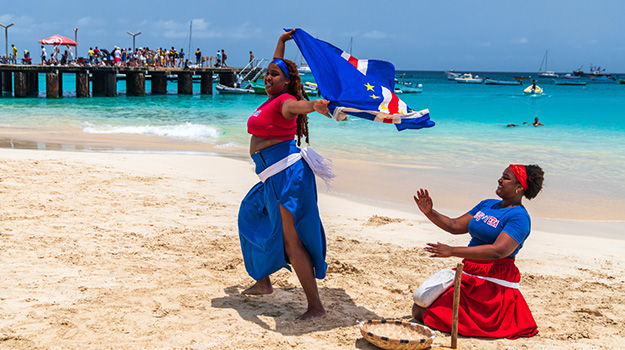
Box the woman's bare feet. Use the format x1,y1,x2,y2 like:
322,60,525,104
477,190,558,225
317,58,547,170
242,277,273,295
297,306,327,321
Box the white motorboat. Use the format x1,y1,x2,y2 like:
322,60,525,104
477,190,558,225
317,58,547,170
445,70,461,80
455,73,483,84
215,84,253,94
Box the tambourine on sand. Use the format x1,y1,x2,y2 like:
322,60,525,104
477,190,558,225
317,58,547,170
358,319,435,350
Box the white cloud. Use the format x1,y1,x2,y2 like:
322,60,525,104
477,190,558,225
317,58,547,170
511,37,529,44
363,30,390,40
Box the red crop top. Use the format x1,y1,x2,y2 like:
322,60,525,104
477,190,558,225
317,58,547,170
247,93,297,140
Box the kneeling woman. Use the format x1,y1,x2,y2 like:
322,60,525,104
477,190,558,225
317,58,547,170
238,30,332,320
412,164,544,339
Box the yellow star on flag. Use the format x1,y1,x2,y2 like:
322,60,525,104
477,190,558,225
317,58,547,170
364,83,374,91
370,94,380,99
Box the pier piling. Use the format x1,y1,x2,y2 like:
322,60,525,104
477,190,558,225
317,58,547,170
127,71,146,97
104,72,117,97
151,72,167,95
14,71,28,97
177,72,193,95
28,72,38,96
46,72,60,98
200,72,213,95
76,71,89,98
2,71,12,93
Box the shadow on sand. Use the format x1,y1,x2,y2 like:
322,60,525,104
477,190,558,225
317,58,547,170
211,285,382,336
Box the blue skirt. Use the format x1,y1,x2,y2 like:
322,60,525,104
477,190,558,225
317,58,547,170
238,140,327,280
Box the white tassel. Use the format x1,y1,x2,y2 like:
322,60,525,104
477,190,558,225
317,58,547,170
300,147,335,190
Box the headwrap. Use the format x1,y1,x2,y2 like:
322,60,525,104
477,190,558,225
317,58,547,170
271,58,290,78
509,164,528,191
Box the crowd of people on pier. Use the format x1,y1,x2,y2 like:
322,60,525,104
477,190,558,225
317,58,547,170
1,43,240,69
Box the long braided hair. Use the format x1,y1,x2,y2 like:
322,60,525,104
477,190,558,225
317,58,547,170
281,59,310,146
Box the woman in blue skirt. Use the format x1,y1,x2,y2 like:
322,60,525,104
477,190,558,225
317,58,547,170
238,29,332,320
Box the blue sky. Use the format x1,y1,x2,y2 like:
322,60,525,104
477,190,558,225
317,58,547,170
2,0,624,73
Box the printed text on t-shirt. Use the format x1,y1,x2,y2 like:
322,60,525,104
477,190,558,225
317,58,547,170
474,211,500,228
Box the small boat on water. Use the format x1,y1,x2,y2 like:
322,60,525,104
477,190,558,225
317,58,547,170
537,50,558,78
513,75,531,80
573,64,611,77
524,84,543,94
455,73,483,84
559,73,581,79
588,76,617,84
445,70,461,80
215,84,254,94
619,79,625,85
395,83,423,93
484,79,522,85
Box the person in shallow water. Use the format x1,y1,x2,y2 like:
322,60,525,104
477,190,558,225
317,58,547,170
411,164,544,339
237,29,332,321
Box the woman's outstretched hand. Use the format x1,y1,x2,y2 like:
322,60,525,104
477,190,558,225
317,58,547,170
414,188,433,215
280,29,296,43
313,99,332,118
424,242,453,258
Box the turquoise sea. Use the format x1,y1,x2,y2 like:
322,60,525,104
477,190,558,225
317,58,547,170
1,71,624,220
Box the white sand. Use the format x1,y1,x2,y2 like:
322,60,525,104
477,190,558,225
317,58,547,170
0,148,623,349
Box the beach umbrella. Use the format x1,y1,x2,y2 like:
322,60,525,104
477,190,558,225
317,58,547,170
38,35,78,46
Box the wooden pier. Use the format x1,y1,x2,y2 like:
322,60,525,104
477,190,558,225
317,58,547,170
0,65,247,98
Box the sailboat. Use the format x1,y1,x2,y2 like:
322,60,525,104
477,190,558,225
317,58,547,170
537,50,558,78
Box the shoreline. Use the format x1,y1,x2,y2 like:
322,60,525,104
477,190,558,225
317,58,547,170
2,130,624,222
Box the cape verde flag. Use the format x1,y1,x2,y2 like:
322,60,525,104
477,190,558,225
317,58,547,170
290,28,434,131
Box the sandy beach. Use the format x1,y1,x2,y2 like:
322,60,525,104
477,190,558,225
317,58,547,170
1,147,624,349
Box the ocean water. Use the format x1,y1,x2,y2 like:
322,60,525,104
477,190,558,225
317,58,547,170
1,71,624,220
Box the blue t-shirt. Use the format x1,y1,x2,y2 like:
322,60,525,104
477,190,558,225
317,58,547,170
467,199,531,258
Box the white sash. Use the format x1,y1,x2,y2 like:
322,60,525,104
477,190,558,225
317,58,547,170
257,147,335,188
463,271,520,289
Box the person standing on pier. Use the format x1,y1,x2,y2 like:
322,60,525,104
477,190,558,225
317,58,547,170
67,46,74,63
178,48,185,67
216,49,222,67
195,48,201,64
11,45,17,64
221,49,228,67
52,44,59,64
41,46,47,65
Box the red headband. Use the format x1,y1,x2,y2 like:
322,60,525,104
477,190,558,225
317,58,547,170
509,164,528,191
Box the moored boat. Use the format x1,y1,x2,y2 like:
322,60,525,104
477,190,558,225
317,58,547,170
513,75,531,80
484,79,522,85
445,70,461,80
215,84,254,94
588,76,617,84
573,64,611,77
455,73,483,84
537,50,558,78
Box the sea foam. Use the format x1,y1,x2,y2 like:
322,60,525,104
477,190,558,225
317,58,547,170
82,122,222,141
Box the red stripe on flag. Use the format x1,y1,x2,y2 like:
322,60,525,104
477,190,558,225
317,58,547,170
388,93,400,114
348,56,358,68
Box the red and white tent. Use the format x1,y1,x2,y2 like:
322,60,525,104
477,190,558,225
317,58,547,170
38,35,78,46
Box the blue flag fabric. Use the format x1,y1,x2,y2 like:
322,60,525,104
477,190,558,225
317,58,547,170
289,28,434,131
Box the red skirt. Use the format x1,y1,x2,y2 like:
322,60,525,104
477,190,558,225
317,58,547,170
422,258,538,339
